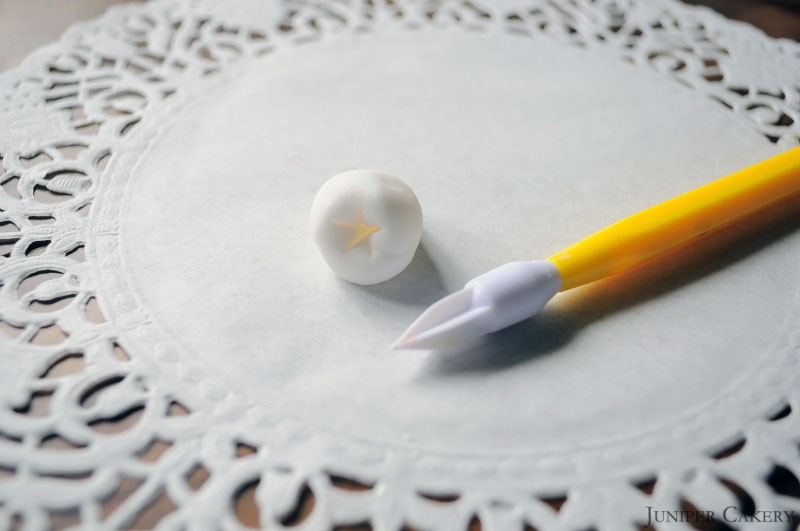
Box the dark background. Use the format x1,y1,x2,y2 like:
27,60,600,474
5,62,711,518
685,0,800,39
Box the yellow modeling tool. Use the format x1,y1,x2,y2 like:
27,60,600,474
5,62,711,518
394,147,800,350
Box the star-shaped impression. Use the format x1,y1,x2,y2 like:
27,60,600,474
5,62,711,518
333,208,381,254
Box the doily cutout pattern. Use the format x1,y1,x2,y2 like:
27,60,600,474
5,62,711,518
1,0,800,529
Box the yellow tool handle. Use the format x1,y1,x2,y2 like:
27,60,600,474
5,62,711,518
547,147,800,291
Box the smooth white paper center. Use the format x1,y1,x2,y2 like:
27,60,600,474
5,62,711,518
125,30,796,455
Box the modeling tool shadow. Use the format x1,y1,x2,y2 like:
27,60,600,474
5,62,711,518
352,239,446,305
419,306,577,377
560,191,800,327
422,191,800,376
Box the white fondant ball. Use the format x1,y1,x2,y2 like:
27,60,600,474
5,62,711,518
310,170,423,285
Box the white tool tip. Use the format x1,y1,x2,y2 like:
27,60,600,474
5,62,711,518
392,288,490,350
393,261,562,351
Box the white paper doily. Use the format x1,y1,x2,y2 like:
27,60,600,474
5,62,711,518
1,1,800,530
